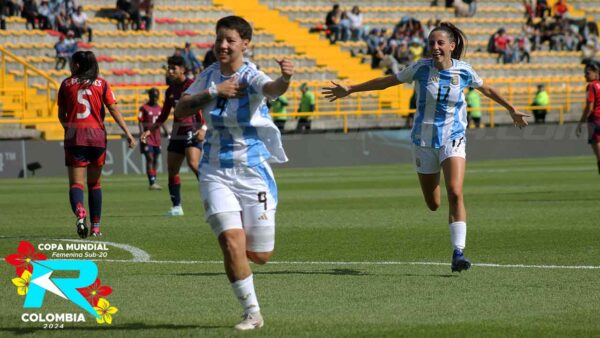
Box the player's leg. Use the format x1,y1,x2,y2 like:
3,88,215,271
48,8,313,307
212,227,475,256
68,166,87,238
184,145,201,179
592,142,600,174
414,145,442,211
440,139,470,272
203,170,263,330
146,147,162,190
166,146,185,215
87,165,103,237
241,162,277,265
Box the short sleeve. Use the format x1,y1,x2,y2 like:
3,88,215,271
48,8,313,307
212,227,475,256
469,67,484,88
184,73,208,96
138,106,145,122
103,81,117,105
395,62,422,83
248,70,275,99
57,81,66,108
587,84,596,103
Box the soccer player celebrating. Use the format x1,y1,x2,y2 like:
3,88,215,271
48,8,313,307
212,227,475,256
58,50,136,238
138,87,167,190
322,22,529,272
576,61,600,174
174,16,292,330
141,55,206,216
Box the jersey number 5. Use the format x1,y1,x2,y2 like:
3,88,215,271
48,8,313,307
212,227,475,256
77,89,93,119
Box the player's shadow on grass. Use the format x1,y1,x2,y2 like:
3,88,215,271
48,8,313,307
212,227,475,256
0,323,229,334
175,268,369,277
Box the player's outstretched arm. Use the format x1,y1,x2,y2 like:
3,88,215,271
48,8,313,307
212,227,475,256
174,77,244,118
321,75,400,102
476,84,529,128
263,58,293,98
107,103,136,148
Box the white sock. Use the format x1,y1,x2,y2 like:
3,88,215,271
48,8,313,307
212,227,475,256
231,274,260,315
449,221,467,251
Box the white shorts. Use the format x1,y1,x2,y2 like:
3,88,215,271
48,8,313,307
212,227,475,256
412,137,466,174
199,162,277,252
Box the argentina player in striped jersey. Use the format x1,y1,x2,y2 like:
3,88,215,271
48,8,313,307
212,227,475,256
323,22,529,273
174,16,293,330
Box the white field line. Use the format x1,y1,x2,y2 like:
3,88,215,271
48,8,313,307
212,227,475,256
57,239,151,262
96,259,600,270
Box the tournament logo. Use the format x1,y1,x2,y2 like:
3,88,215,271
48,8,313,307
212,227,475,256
4,241,118,327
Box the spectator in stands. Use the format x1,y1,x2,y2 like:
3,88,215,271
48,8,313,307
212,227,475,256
270,95,289,133
393,41,411,68
552,0,568,18
516,33,531,63
54,31,77,70
371,40,386,70
453,0,470,18
129,0,142,31
22,0,39,30
531,84,550,123
140,0,153,30
2,0,19,17
466,87,482,128
38,0,52,30
582,22,599,63
115,0,131,31
325,3,341,44
491,28,511,63
346,6,363,41
535,0,551,18
523,0,533,19
182,42,201,79
409,37,424,63
296,83,315,133
71,6,92,42
339,10,351,42
0,0,7,30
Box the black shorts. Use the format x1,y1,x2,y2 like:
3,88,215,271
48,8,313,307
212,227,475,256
167,131,202,155
65,146,106,167
140,144,161,155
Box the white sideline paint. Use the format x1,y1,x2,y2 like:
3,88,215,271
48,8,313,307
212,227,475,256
58,239,151,262
96,259,600,270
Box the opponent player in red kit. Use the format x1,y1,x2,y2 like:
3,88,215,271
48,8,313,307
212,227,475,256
138,87,167,190
141,55,206,216
58,51,136,238
577,61,600,174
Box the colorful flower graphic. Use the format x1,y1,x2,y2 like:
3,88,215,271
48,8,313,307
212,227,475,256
4,241,47,276
94,298,118,324
11,270,32,296
78,278,113,306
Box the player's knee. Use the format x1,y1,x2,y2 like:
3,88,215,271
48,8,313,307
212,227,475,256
247,251,272,265
446,188,463,204
219,233,245,256
87,179,101,190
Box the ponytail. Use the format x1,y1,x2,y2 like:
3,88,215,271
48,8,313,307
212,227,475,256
430,22,467,60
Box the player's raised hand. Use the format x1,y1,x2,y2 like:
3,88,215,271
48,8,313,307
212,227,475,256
275,58,293,81
322,81,350,102
216,76,246,98
140,130,151,144
510,110,530,128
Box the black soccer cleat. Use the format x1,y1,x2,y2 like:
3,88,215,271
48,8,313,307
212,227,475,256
76,217,88,239
451,249,471,273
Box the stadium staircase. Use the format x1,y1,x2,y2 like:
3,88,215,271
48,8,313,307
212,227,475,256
214,0,410,111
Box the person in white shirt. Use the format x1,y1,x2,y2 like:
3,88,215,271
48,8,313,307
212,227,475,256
71,6,92,42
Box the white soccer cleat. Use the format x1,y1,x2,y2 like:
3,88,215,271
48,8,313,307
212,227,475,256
234,312,264,331
165,205,184,216
149,183,163,190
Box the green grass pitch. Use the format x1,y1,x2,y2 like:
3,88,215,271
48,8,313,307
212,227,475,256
1,156,599,337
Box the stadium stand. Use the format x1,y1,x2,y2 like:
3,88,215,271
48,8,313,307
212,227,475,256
0,0,597,139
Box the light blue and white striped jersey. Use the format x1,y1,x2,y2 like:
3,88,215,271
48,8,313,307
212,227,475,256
184,60,288,168
396,58,483,148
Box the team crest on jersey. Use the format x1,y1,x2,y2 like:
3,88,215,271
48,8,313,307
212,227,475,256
451,75,459,86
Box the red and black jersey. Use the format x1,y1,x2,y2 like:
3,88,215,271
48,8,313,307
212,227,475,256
138,103,162,147
58,76,116,148
156,78,205,136
587,80,600,124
